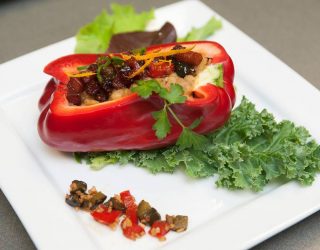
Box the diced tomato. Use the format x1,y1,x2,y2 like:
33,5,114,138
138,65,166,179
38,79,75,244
120,190,138,223
149,221,170,240
147,61,174,78
91,204,122,226
120,190,136,209
125,206,138,224
121,217,145,240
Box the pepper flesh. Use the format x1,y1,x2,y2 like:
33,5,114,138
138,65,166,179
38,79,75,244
91,204,122,226
38,41,235,152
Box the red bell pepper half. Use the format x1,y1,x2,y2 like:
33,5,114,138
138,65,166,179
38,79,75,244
38,41,235,152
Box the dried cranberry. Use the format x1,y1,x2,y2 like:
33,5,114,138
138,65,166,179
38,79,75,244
112,75,128,89
138,60,145,67
100,65,116,82
67,78,84,94
102,79,113,93
126,57,140,72
95,91,108,102
85,80,100,96
66,93,82,106
173,60,195,78
119,64,132,78
82,75,96,85
87,64,98,72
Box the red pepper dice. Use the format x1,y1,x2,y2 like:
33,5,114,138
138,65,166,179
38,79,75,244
38,41,235,152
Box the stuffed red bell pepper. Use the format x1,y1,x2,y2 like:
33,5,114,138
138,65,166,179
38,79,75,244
38,41,235,152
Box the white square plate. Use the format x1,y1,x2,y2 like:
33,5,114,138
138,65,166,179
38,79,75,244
0,1,320,249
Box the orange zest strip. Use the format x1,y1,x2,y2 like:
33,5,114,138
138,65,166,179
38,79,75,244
66,71,96,78
153,59,172,66
158,59,172,63
128,59,153,79
122,46,195,61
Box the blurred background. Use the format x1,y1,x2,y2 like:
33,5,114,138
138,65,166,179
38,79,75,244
0,0,320,249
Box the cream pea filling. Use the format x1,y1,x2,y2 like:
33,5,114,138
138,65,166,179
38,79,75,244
81,59,223,106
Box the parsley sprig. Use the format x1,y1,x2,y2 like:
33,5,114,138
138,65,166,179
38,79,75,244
131,80,208,149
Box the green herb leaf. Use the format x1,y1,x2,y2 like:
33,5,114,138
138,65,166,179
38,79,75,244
132,80,206,147
179,17,222,42
152,108,171,139
176,128,209,150
132,47,146,55
111,56,124,65
189,117,203,130
96,61,111,84
96,56,111,65
77,65,89,71
131,80,161,99
159,83,187,104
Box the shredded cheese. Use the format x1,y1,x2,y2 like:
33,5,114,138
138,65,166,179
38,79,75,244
153,59,172,65
128,58,153,79
122,46,195,61
66,71,96,78
123,45,196,78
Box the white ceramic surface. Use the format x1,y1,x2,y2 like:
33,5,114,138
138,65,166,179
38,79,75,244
0,1,320,250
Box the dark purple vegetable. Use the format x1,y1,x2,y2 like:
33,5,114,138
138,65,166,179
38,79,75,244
107,22,177,53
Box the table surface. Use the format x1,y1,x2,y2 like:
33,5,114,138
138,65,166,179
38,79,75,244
0,0,319,249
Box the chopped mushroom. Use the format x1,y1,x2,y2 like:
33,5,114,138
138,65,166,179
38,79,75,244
65,180,188,241
166,215,188,232
65,180,106,211
105,196,126,212
137,200,161,226
65,193,82,208
70,180,87,193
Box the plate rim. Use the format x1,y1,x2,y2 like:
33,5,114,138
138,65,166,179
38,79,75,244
1,1,320,249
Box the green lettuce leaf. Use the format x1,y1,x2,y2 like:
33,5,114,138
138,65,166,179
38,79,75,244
179,16,222,42
75,97,320,192
75,10,113,53
111,4,154,33
75,4,154,53
176,128,208,150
